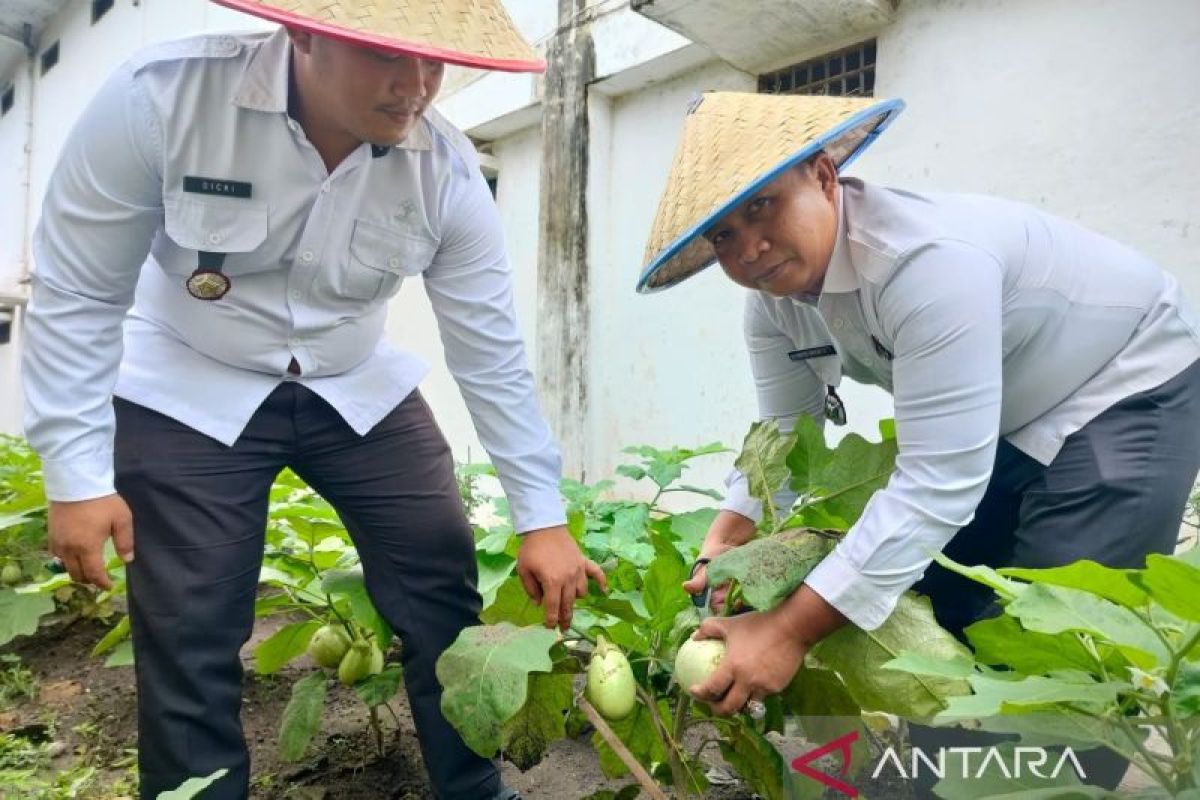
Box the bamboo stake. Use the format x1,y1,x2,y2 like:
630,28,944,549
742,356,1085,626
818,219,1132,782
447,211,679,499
577,697,669,800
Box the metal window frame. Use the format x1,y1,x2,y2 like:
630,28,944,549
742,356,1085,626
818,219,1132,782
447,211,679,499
91,0,115,24
39,40,59,76
758,39,877,98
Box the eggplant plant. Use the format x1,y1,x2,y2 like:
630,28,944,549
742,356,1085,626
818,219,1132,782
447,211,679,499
436,423,979,798
249,469,404,761
0,434,119,651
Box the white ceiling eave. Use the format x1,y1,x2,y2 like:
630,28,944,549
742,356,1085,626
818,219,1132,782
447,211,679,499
630,0,897,75
0,0,71,85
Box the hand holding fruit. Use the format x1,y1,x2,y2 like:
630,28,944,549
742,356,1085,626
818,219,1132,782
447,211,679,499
684,609,807,717
685,584,847,717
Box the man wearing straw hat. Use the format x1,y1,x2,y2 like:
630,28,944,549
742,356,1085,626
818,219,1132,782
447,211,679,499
642,92,1200,791
21,2,603,798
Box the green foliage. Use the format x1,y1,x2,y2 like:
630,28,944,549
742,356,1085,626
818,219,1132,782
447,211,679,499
0,589,55,647
0,730,98,799
785,415,898,530
435,622,560,758
156,769,230,799
814,593,973,721
437,425,971,798
888,550,1200,797
0,654,37,709
278,672,328,762
0,436,124,646
6,416,1195,797
706,527,835,611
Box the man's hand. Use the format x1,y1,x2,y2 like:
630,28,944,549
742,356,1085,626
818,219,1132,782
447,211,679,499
689,584,847,716
516,525,607,631
48,494,134,590
681,510,756,614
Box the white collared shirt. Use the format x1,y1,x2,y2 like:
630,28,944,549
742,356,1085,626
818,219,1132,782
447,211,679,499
723,178,1200,630
22,29,566,533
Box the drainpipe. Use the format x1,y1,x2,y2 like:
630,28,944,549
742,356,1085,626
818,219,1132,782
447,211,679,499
0,24,34,345
17,22,36,297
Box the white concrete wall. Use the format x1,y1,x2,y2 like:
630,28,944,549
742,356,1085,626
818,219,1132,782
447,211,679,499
385,124,545,464
473,0,1198,501
862,0,1200,305
587,59,760,498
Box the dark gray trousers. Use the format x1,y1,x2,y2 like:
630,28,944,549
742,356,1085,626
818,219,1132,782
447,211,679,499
909,358,1200,796
114,384,498,800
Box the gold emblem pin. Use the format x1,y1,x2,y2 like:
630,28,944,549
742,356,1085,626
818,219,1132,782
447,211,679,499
186,269,232,301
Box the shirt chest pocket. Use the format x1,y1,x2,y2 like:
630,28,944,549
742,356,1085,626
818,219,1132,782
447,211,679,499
339,219,438,302
154,195,273,276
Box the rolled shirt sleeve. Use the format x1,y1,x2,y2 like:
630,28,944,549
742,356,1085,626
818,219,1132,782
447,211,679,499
23,64,164,501
804,241,1004,630
423,169,566,533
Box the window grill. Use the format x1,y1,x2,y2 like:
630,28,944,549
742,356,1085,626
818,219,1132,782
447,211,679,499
758,40,877,97
40,42,60,76
92,0,115,24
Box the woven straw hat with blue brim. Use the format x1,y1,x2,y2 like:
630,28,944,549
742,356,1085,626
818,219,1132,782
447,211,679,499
637,92,905,293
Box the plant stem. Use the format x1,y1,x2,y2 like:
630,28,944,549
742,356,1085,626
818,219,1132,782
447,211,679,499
628,656,674,670
380,701,403,732
1162,624,1200,788
1114,712,1177,794
635,686,700,797
568,624,596,645
368,705,384,757
577,696,667,800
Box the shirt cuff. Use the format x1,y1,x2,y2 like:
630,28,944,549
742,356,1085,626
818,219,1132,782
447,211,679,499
41,452,116,502
804,547,900,631
719,469,764,522
509,487,568,535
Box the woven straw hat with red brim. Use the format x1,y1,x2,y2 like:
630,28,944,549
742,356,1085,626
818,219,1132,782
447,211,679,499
211,0,545,73
637,92,905,293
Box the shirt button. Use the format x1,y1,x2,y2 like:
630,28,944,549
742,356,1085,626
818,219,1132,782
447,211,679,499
207,232,223,245
300,251,314,263
320,183,330,193
832,318,846,330
290,289,302,300
388,256,400,269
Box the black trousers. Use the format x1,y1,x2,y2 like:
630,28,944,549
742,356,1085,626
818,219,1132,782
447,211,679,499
909,358,1200,796
114,384,498,800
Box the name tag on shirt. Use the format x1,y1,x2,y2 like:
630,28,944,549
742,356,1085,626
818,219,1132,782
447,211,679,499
788,345,837,362
183,176,253,199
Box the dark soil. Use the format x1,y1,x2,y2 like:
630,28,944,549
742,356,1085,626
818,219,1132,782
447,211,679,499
1,613,796,799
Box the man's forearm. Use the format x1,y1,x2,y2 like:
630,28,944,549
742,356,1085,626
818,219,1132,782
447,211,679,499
774,583,849,648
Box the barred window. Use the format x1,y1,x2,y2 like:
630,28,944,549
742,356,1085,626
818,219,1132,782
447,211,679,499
40,41,60,76
92,0,115,24
758,40,876,97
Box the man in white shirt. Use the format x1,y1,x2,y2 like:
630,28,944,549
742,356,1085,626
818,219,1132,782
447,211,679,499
639,91,1200,792
22,2,602,798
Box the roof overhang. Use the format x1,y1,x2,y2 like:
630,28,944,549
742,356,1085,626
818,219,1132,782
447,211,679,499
0,0,70,85
630,0,896,74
